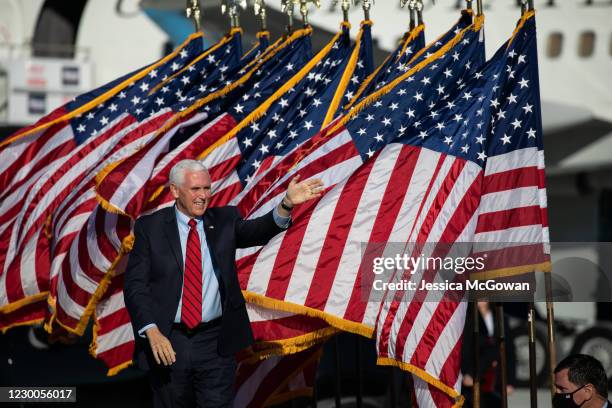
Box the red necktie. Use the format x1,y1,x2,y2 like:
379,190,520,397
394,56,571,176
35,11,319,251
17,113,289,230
181,219,203,329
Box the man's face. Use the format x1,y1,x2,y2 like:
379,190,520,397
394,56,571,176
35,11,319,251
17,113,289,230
554,368,588,406
170,170,212,218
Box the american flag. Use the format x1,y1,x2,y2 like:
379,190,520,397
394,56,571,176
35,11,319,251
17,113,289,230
241,31,271,66
229,23,378,405
236,11,548,408
331,20,375,117
346,10,476,111
378,13,549,407
0,32,214,330
231,16,490,408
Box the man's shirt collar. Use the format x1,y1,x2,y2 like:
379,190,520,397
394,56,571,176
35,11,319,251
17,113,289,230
174,205,203,228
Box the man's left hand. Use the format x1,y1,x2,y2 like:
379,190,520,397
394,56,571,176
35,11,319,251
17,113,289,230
284,174,325,206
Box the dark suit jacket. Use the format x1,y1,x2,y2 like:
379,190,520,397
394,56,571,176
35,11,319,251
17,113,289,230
124,205,285,370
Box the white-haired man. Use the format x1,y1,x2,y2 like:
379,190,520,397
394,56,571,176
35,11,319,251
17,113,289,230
124,159,323,407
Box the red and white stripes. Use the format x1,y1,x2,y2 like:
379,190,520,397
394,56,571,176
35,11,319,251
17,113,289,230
472,146,550,278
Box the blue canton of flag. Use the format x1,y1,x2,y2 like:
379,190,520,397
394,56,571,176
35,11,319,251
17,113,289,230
473,13,550,266
240,32,271,66
344,18,486,161
138,31,244,118
395,27,426,67
67,35,207,144
483,17,544,159
166,29,316,150
227,33,314,124
180,29,314,129
344,25,424,111
398,13,542,169
234,26,357,184
176,32,245,106
348,10,475,111
369,26,425,93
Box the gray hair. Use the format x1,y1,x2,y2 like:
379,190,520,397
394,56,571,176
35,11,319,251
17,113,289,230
169,160,208,186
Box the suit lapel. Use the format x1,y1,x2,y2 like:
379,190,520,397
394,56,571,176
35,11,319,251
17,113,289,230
163,207,184,274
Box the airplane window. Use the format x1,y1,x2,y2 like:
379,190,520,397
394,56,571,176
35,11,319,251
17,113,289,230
547,32,563,58
578,31,596,58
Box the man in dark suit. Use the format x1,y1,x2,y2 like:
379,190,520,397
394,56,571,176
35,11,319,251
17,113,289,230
124,159,323,408
553,354,610,408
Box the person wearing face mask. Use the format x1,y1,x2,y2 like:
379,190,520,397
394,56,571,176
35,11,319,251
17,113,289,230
124,159,324,407
554,354,610,408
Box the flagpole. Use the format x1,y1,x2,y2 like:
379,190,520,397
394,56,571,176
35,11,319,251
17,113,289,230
388,367,396,408
362,0,373,21
495,303,508,408
356,335,363,408
185,0,201,32
473,303,481,408
528,301,538,408
545,272,557,401
254,0,267,31
281,0,295,33
299,0,309,26
415,0,423,26
399,0,413,29
298,0,321,27
334,0,351,23
221,0,245,29
333,336,342,408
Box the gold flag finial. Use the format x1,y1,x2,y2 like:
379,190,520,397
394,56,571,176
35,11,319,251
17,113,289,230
401,0,422,26
298,0,321,26
280,0,296,32
281,0,320,28
221,0,247,28
185,0,201,32
333,0,355,22
361,0,374,20
254,0,267,30
399,0,415,28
